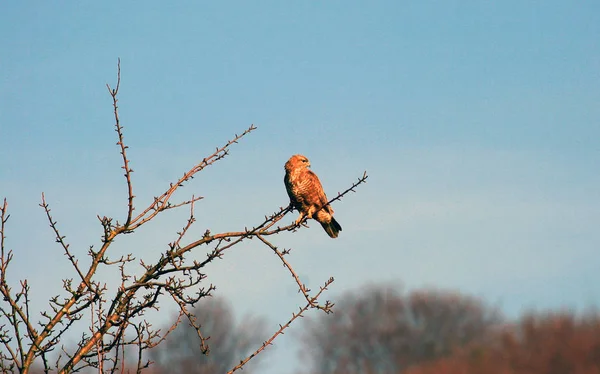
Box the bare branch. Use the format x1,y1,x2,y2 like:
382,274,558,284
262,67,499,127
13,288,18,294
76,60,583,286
40,193,89,290
0,200,39,371
227,277,335,374
123,124,257,234
256,234,332,312
106,58,135,229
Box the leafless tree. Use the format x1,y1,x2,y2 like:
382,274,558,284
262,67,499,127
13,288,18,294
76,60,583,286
297,284,502,374
0,60,368,373
148,297,267,374
405,310,600,374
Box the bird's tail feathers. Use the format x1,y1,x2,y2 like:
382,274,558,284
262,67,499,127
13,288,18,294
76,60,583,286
321,217,342,238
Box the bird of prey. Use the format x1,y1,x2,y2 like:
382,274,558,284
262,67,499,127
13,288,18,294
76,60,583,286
284,154,342,238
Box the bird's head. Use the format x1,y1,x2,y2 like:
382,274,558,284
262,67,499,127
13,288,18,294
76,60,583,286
286,154,311,171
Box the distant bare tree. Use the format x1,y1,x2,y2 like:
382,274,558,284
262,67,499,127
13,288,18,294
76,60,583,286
297,284,501,374
0,60,367,373
405,311,600,374
147,297,267,374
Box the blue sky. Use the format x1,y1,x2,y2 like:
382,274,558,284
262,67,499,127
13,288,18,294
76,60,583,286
1,1,599,373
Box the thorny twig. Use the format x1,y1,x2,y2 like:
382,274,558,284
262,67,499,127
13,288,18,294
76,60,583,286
107,58,135,230
227,278,335,374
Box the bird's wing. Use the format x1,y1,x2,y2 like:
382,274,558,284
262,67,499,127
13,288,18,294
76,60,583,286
307,170,333,214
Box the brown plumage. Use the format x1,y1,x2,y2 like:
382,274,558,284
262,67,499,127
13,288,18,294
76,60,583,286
284,154,342,238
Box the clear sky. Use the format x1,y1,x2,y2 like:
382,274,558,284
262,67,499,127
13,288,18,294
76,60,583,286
1,1,599,373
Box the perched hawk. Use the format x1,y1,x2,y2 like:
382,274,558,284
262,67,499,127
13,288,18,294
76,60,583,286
284,154,342,238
